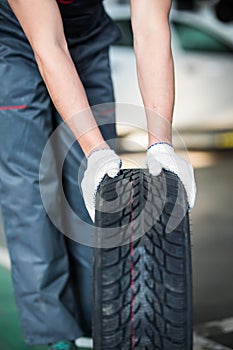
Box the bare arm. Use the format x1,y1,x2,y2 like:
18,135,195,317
130,0,174,146
7,0,108,156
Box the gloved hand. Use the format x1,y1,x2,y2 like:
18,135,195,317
146,142,196,209
81,148,122,222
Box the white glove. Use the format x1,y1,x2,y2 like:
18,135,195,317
81,149,122,222
146,142,196,209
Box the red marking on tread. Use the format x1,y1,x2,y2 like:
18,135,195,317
130,170,135,349
0,105,27,110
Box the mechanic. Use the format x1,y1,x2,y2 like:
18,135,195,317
0,0,196,349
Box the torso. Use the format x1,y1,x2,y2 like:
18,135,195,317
56,0,103,18
55,0,104,37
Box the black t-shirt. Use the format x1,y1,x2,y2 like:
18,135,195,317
56,0,106,36
56,0,103,17
0,0,120,45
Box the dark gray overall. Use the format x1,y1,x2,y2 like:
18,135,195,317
0,0,120,344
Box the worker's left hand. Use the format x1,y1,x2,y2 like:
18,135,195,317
146,143,196,209
81,148,122,222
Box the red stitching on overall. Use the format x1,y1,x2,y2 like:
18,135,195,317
0,105,27,110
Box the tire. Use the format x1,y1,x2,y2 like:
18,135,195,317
93,169,193,350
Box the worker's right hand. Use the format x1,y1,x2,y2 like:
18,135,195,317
81,149,122,222
146,142,196,209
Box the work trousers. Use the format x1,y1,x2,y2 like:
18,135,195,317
0,0,120,344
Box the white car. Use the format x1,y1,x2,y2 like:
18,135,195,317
105,1,233,149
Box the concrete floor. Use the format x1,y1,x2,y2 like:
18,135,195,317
191,150,233,348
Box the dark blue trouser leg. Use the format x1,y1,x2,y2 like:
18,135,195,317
0,53,83,344
0,27,117,348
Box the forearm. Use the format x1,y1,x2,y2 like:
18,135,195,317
7,0,107,157
132,4,174,146
35,45,108,156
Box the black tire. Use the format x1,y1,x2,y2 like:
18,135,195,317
93,169,193,350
